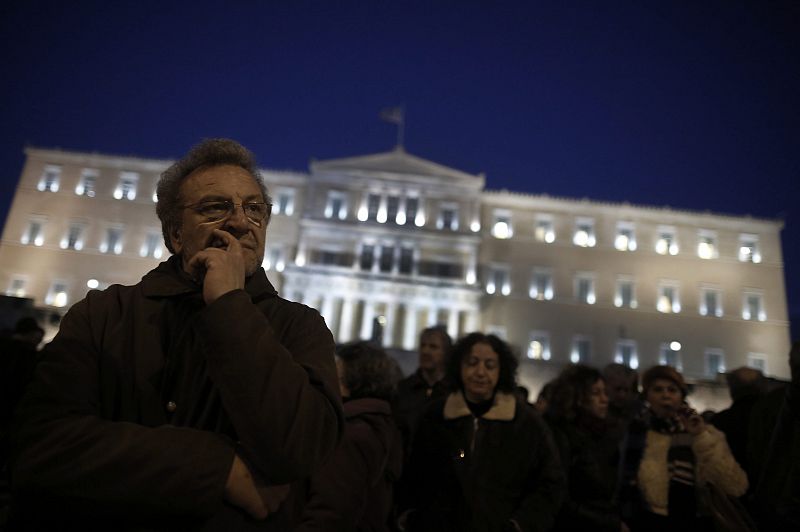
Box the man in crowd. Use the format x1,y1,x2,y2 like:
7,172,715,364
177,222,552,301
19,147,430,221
8,139,343,530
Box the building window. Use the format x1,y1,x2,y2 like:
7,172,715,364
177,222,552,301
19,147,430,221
379,245,394,273
657,282,681,313
529,268,554,301
739,234,761,263
6,277,27,297
386,196,401,224
697,230,718,259
486,266,511,296
399,247,414,274
60,222,86,251
573,217,596,247
21,219,45,246
75,170,97,197
659,342,683,370
100,227,124,255
37,165,61,192
705,348,726,376
325,191,347,220
359,244,375,271
699,287,723,317
615,278,637,308
615,340,639,369
535,216,555,243
746,353,767,372
45,280,69,308
405,196,420,226
114,171,138,201
575,273,596,304
140,232,163,259
742,291,766,321
437,203,459,231
263,247,285,272
527,331,551,360
491,209,513,239
571,336,592,363
274,189,295,216
615,222,637,251
365,193,381,221
655,226,679,255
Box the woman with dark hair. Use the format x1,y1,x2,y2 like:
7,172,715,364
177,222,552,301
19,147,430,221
401,332,565,532
296,342,403,531
618,365,748,532
545,365,625,531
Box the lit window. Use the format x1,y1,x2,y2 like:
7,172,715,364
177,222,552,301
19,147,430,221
114,171,138,201
140,232,163,259
615,222,637,251
386,196,400,224
697,230,718,259
614,340,639,369
60,222,85,251
45,281,69,308
535,216,555,243
699,287,723,317
705,348,726,376
529,269,554,301
100,227,124,255
615,278,637,308
742,291,766,321
527,331,551,360
657,282,681,313
486,266,511,296
573,218,596,247
275,189,295,216
739,234,761,263
437,203,459,231
571,336,592,363
37,165,61,192
75,170,97,197
325,191,347,220
21,219,45,246
491,210,513,239
746,353,766,372
575,274,595,304
6,277,27,297
659,342,683,370
262,247,284,272
359,244,375,271
86,278,100,289
655,226,679,255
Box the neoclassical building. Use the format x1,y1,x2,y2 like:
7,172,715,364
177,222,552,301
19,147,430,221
0,146,791,381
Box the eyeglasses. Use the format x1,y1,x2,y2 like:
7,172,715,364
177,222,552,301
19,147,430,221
183,200,272,226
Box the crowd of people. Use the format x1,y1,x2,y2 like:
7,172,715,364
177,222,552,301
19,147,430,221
0,138,797,531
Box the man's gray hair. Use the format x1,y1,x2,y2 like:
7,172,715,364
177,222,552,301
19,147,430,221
156,138,271,253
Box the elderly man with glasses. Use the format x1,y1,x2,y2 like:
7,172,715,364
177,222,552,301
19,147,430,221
8,139,344,531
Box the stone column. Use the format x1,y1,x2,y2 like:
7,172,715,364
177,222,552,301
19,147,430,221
447,307,460,341
338,298,355,343
403,304,418,350
383,301,398,348
360,300,376,340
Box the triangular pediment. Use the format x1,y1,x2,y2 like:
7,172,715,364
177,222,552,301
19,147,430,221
310,146,482,183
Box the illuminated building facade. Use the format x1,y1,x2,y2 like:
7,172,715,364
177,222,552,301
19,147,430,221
0,146,791,380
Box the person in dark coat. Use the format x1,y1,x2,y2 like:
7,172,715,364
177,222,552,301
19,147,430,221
711,366,766,477
8,139,344,531
296,341,403,531
401,332,565,532
545,364,625,532
393,326,452,454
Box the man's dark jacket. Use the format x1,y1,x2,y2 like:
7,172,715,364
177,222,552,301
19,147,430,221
9,256,344,531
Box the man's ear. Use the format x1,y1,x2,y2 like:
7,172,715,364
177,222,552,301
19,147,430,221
169,226,183,254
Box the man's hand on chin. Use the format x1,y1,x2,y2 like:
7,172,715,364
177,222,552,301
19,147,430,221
186,229,246,305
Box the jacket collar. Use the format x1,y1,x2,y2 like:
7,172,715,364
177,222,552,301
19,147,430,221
140,254,278,300
443,391,516,421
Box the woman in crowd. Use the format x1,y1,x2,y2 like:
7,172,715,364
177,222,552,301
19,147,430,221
296,341,403,532
618,365,748,532
401,332,565,532
546,364,626,531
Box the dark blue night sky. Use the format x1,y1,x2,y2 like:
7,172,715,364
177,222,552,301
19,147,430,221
1,0,798,337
